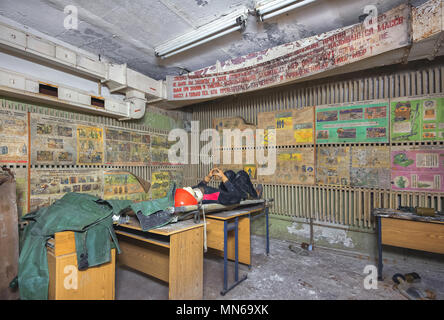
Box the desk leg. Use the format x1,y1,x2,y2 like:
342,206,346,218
235,218,239,282
265,207,270,255
223,220,228,292
169,227,203,300
221,218,247,296
377,216,383,281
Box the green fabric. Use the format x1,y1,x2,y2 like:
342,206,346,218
107,184,176,218
18,193,120,300
18,185,176,300
130,184,175,217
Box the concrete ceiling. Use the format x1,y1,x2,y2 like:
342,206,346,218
0,0,428,80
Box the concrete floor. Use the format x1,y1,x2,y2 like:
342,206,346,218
115,235,444,300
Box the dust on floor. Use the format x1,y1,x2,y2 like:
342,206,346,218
115,235,444,300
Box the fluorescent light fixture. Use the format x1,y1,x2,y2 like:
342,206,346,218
155,9,248,59
255,0,317,21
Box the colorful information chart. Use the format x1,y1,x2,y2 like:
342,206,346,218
316,146,351,186
316,101,389,143
151,170,184,199
105,128,150,166
30,169,103,211
258,148,315,185
0,108,28,163
30,114,77,165
350,146,391,189
151,135,177,165
391,146,444,193
391,95,444,142
258,107,314,146
103,171,149,201
77,125,104,165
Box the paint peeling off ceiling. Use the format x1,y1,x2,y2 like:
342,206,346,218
0,0,430,80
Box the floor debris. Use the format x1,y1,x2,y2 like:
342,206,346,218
115,235,444,300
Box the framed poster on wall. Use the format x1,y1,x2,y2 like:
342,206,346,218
258,148,315,185
0,108,28,164
391,146,444,193
257,107,314,146
390,95,444,142
316,100,389,144
30,114,77,165
350,146,391,189
316,146,351,186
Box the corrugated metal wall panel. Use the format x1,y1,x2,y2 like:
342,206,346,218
191,61,444,231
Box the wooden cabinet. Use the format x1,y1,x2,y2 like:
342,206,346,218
47,231,116,300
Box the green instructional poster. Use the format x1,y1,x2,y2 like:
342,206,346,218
316,101,389,144
391,95,444,142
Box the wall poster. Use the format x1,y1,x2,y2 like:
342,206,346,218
391,95,444,142
77,125,104,165
103,171,150,201
316,101,389,144
0,108,28,163
257,107,315,146
316,146,351,186
391,146,444,192
258,148,315,185
14,168,28,216
350,146,391,189
105,127,150,165
213,117,257,148
151,135,176,165
150,170,184,199
30,114,77,165
30,169,103,211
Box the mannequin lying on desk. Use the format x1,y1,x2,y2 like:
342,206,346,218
115,168,264,231
177,168,263,207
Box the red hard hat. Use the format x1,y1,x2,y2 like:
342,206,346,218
174,188,198,207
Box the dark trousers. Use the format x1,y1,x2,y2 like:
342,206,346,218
194,170,257,206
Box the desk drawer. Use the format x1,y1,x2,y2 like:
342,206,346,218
381,218,444,254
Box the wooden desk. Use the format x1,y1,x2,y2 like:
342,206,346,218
205,203,269,295
373,209,444,281
47,231,116,300
114,219,204,300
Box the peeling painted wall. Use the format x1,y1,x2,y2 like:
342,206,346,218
287,221,355,249
0,0,418,80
